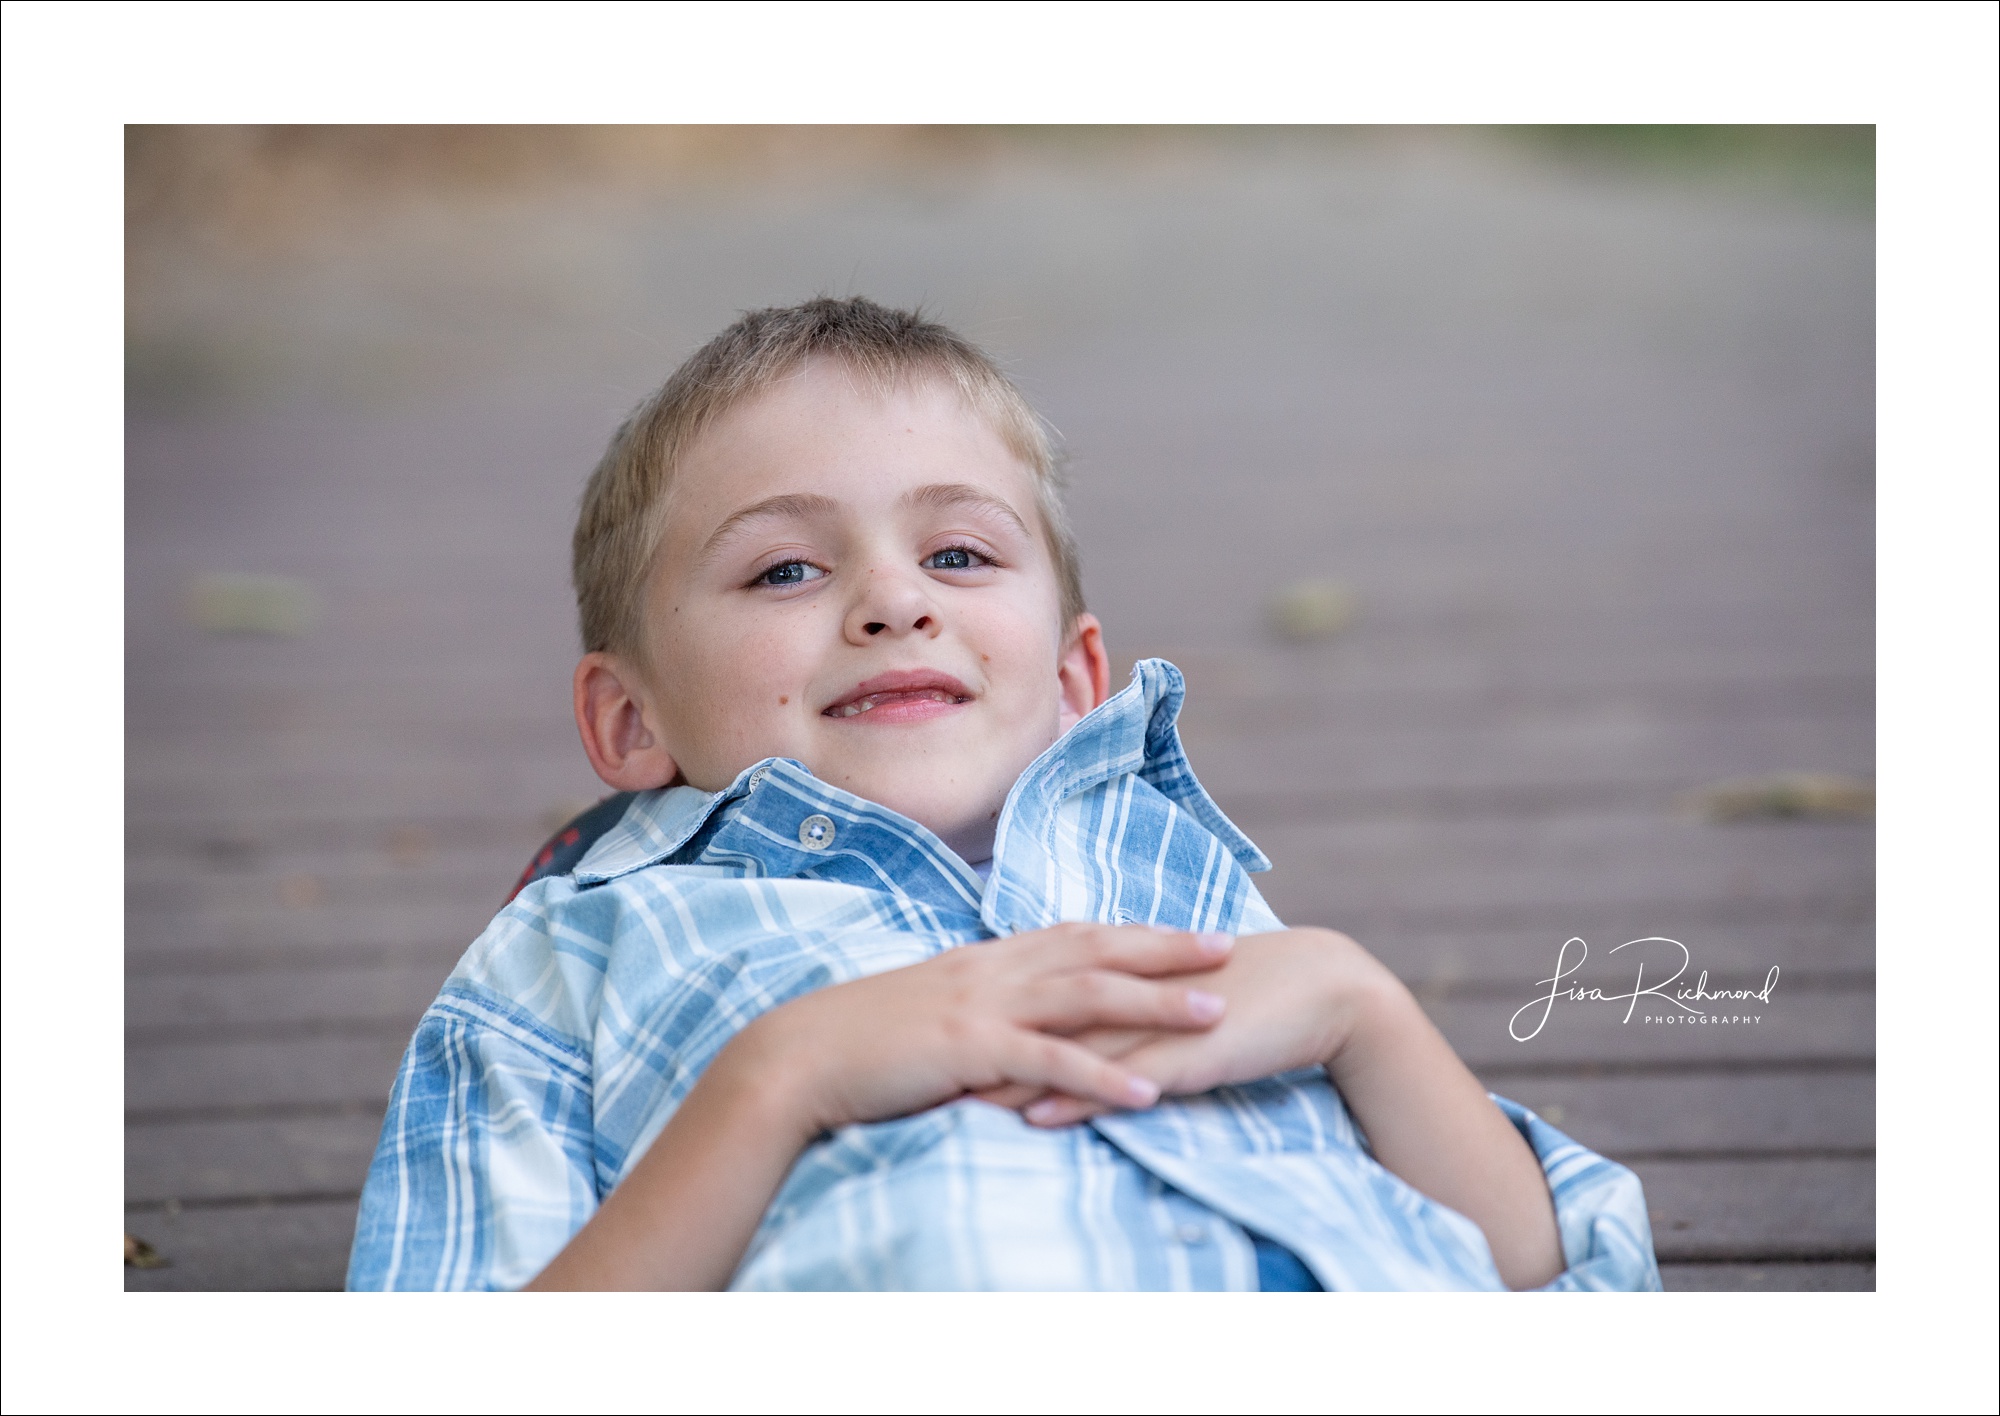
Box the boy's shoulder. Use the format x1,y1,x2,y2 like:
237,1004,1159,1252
458,780,972,1031
443,829,937,1075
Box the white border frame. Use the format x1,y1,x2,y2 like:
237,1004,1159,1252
4,3,1994,1412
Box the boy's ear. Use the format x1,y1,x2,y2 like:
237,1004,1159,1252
1056,613,1111,733
573,652,681,791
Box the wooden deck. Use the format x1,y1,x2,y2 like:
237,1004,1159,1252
124,131,1873,1290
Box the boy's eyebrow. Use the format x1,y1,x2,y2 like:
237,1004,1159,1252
901,483,1032,537
697,492,843,561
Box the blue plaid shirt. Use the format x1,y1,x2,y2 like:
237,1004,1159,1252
347,660,1659,1291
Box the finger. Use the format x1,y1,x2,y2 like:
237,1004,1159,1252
971,1081,1043,1110
1021,971,1227,1034
1067,1026,1153,1058
1077,926,1236,978
994,1030,1162,1112
1010,923,1235,978
1110,1034,1215,1099
1023,1094,1108,1128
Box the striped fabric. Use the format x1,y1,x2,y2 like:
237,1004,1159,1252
346,659,1660,1291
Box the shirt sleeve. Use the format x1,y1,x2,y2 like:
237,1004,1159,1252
346,984,601,1291
1490,1093,1664,1291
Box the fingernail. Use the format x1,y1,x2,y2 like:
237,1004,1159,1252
1025,1099,1063,1125
1124,1076,1160,1106
1196,931,1234,955
1187,989,1225,1022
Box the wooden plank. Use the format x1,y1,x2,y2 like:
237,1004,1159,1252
1246,815,1873,919
1187,668,1871,723
1218,779,1861,826
1659,1263,1873,1292
1162,638,1873,698
125,905,502,957
1183,720,1874,800
126,961,449,1038
1483,1071,1873,1158
126,812,567,857
126,939,468,977
126,862,526,920
124,1200,358,1293
1630,1158,1874,1262
126,1036,409,1114
127,1114,383,1205
126,760,601,826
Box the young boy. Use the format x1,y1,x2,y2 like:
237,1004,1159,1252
346,297,1659,1291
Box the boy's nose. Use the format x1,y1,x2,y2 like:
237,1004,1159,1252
843,569,942,644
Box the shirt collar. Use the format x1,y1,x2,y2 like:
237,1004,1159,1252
571,657,1268,892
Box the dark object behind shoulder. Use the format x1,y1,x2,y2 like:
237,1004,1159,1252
508,792,637,902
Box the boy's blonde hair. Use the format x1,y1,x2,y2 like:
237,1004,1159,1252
573,297,1083,661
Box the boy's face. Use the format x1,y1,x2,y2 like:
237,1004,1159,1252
590,361,1103,862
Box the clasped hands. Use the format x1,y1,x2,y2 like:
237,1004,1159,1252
541,918,1565,1291
729,921,1403,1140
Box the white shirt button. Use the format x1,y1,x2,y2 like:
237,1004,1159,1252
798,814,836,850
1176,1223,1209,1245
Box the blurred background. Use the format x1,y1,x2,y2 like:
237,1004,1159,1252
124,124,1875,1291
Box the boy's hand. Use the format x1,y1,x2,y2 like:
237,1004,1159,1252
982,928,1396,1127
532,924,1231,1292
981,926,1568,1289
729,924,1236,1141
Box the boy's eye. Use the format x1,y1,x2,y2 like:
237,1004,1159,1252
924,547,989,572
755,560,825,587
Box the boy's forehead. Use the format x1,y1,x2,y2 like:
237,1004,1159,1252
667,365,1034,529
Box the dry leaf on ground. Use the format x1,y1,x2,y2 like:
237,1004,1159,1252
1676,772,1874,822
1267,579,1356,643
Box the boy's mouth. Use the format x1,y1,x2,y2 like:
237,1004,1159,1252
822,671,974,722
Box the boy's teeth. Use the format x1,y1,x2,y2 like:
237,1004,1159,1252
834,690,958,717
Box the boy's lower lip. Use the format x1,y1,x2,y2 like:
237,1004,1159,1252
822,689,971,723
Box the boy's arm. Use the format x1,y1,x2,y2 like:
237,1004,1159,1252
527,924,1235,1290
1317,958,1567,1291
523,1026,821,1291
1008,930,1567,1291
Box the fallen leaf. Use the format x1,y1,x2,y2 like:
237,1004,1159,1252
125,1232,167,1269
1677,772,1874,822
1267,579,1356,643
186,574,319,636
